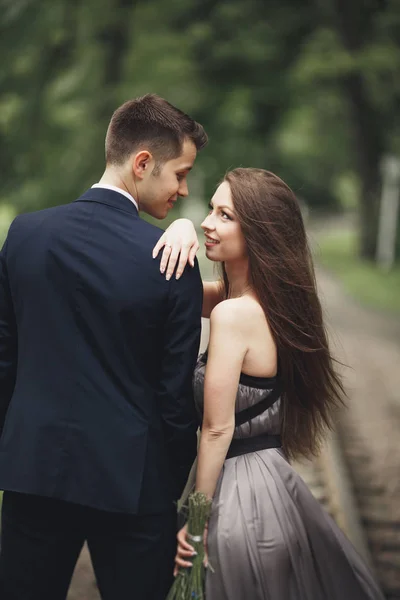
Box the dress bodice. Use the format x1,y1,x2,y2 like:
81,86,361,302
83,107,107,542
193,352,282,439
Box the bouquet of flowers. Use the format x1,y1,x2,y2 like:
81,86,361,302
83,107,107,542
166,491,212,600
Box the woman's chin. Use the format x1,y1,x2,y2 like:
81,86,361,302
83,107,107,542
205,247,220,261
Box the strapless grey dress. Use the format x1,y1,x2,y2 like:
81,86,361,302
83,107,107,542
191,353,384,600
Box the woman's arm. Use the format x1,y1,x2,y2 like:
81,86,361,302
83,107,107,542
152,219,225,317
174,300,247,570
195,300,248,499
202,281,225,318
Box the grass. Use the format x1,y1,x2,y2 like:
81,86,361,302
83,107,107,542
316,229,400,316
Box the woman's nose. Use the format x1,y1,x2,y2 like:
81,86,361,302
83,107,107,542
201,213,215,231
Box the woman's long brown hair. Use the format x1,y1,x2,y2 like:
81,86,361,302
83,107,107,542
222,168,345,461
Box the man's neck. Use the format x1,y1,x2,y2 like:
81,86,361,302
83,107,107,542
94,170,139,211
98,172,131,197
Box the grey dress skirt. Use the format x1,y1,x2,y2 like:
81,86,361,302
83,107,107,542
186,353,385,600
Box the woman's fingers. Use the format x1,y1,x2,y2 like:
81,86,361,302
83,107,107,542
155,237,198,279
174,545,196,572
159,244,172,274
174,245,191,280
165,245,180,280
188,242,199,268
153,220,198,277
152,235,165,259
177,546,195,558
175,554,194,569
164,243,194,279
177,528,195,553
173,524,198,575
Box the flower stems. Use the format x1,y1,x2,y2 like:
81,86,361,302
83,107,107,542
166,492,212,600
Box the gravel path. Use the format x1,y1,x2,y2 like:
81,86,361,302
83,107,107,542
316,267,400,597
317,265,400,495
67,545,100,600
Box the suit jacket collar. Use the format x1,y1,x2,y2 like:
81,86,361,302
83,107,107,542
75,187,139,217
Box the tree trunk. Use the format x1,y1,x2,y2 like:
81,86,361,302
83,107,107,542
97,0,136,122
329,0,384,260
87,0,136,174
341,73,382,259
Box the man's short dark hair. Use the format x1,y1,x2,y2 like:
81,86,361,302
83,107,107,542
105,94,208,168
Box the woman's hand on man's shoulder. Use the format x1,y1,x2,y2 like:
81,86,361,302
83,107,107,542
152,218,199,281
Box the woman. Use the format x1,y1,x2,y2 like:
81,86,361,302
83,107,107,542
154,168,384,599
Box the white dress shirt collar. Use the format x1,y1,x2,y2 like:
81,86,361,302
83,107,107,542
91,184,138,211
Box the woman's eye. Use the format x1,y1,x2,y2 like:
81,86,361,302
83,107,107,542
177,174,184,182
221,211,231,220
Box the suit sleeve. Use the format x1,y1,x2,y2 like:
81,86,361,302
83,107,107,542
0,236,18,437
158,260,203,499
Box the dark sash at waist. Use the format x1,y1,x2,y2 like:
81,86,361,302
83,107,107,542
226,433,282,459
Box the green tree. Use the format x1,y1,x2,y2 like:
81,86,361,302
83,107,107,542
1,0,399,263
300,0,400,259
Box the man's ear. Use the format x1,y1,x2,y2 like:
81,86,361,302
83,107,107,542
132,150,153,179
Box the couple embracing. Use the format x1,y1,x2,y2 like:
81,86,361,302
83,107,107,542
0,94,384,600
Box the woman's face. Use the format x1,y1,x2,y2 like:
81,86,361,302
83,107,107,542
201,181,247,263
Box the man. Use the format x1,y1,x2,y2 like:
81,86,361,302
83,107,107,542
0,94,207,599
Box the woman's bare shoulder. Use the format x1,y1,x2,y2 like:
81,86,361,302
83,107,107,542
209,296,261,330
212,295,274,340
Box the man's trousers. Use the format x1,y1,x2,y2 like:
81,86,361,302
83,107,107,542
0,491,176,600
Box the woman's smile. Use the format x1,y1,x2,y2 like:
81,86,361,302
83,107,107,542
204,234,220,247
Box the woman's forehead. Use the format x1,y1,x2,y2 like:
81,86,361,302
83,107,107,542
213,182,233,207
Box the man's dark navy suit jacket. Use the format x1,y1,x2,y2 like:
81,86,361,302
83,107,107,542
0,187,202,514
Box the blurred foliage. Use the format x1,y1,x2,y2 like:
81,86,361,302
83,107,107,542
317,229,400,315
1,0,400,260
